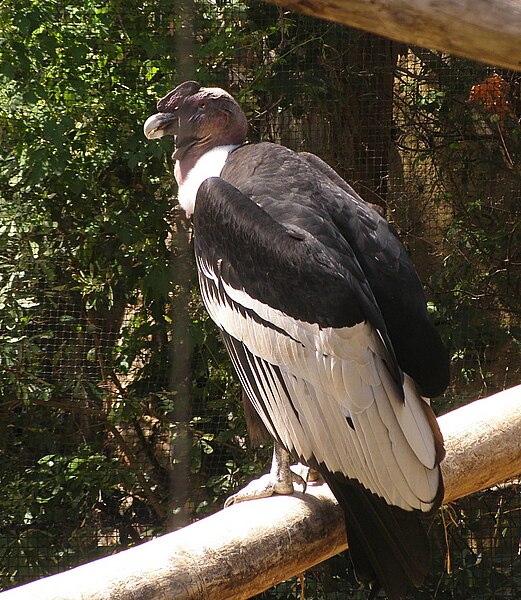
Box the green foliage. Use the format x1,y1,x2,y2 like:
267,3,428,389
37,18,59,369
0,0,265,588
0,443,145,587
0,446,130,525
0,0,174,316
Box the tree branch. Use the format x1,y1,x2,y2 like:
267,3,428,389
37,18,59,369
264,0,521,71
2,386,521,600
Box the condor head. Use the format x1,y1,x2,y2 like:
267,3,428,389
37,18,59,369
143,81,248,161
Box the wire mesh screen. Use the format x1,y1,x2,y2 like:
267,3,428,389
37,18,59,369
0,0,520,597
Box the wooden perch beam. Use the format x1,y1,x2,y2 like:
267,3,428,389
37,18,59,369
2,386,521,600
265,0,521,71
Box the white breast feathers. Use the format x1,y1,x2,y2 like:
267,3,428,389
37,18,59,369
177,145,239,216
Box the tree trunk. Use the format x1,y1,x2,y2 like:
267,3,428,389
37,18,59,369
322,32,398,207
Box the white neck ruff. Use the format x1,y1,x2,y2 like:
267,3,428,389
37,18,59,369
177,145,239,216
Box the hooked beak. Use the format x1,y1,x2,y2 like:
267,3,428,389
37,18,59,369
143,112,179,139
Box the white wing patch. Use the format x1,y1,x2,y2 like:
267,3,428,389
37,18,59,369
198,257,441,512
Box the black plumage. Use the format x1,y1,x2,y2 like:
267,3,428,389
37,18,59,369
144,82,449,600
218,143,449,397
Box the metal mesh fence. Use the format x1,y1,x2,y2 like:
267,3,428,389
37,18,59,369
0,0,520,597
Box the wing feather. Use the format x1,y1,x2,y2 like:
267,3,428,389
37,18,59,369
199,259,439,511
194,176,443,515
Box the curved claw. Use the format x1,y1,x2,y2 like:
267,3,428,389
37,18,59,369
290,467,307,494
289,463,323,488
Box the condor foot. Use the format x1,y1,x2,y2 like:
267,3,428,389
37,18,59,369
224,442,307,507
224,470,306,507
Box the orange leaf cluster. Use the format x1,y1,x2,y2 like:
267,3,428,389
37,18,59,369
468,73,514,126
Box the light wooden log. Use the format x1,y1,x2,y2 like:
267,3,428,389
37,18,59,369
439,385,521,500
265,0,521,71
2,385,520,600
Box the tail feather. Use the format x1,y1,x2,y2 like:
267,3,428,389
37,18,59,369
322,469,441,600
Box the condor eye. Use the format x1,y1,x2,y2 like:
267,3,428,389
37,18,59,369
199,101,207,109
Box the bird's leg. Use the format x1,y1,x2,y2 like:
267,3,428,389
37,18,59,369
224,442,307,507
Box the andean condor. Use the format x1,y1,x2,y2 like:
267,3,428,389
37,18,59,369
144,81,449,599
